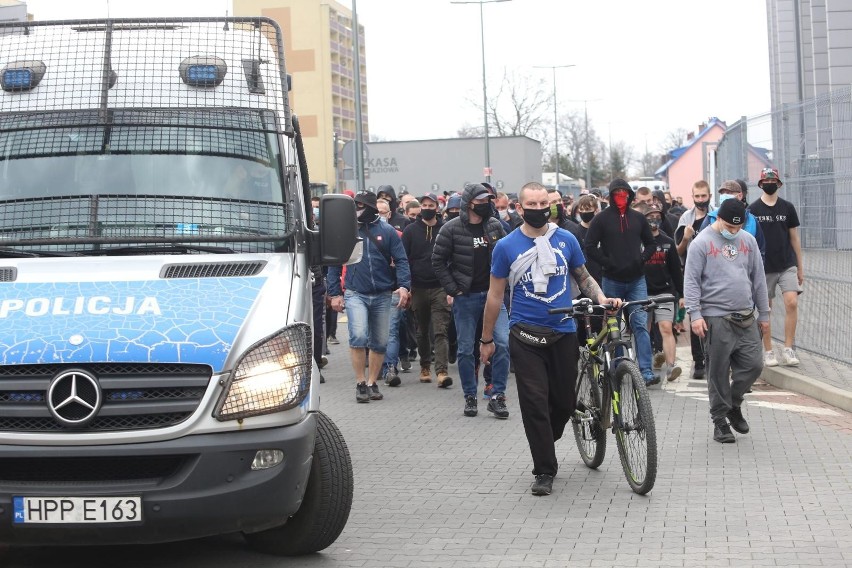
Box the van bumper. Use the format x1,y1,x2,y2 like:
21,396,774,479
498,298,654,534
0,413,316,545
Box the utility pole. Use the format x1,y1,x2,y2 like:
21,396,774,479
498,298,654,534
451,0,511,184
533,64,575,190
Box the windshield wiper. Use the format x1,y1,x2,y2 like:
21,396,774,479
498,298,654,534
0,248,80,258
85,244,235,256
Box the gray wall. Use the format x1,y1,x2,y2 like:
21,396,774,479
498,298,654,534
342,136,541,197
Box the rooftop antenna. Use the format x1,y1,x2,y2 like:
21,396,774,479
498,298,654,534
223,0,230,30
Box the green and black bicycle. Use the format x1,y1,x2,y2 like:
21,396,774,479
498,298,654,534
549,294,674,495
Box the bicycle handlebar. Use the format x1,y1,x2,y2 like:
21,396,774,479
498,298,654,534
546,294,676,316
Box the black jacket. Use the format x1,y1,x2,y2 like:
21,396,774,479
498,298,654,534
432,184,506,296
642,231,683,296
584,191,656,283
402,216,443,288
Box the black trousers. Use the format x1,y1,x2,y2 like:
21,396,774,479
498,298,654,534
510,331,580,477
311,280,326,367
690,328,704,367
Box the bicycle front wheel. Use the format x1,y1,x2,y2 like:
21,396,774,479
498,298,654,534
572,355,606,469
612,360,658,495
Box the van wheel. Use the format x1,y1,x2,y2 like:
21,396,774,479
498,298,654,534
244,412,353,556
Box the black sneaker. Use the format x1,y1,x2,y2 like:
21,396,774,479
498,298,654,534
356,382,370,403
400,355,412,371
384,368,402,387
713,419,735,443
531,474,554,496
727,407,750,434
369,383,384,400
463,395,478,417
319,355,328,369
487,393,509,419
328,335,340,345
692,364,705,380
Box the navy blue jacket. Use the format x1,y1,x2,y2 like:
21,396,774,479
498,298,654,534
327,218,411,296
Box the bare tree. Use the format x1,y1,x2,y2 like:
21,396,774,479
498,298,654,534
461,68,550,140
661,128,689,152
456,124,484,138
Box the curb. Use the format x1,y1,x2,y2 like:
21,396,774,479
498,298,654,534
761,366,852,413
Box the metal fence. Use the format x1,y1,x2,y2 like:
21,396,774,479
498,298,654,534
714,86,852,364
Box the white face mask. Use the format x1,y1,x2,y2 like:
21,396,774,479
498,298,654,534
498,209,509,220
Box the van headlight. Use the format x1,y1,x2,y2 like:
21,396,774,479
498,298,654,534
214,323,312,421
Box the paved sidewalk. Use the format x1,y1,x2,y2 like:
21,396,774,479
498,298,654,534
296,331,852,567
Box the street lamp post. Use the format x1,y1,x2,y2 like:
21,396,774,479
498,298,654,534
534,64,574,191
451,0,511,184
352,0,366,193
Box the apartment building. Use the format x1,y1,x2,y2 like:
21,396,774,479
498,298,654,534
234,0,368,190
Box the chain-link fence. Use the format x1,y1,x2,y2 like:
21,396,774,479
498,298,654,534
714,86,852,364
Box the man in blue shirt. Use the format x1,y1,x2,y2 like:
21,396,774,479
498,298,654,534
480,182,620,496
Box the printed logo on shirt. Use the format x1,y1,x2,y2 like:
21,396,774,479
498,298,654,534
721,243,739,261
473,236,489,249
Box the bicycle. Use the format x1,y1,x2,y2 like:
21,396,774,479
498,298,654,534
548,293,675,495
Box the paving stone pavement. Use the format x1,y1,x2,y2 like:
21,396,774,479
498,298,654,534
4,334,851,567
282,333,852,567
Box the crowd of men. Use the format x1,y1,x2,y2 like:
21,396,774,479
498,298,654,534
314,166,804,495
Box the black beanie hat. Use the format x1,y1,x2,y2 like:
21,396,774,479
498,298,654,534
717,198,746,225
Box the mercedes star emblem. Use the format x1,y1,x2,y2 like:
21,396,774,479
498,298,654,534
47,369,102,427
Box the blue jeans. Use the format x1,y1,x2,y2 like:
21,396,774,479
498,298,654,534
602,277,652,377
383,292,405,374
344,289,392,353
453,291,509,397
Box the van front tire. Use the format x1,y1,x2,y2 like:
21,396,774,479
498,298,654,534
244,411,353,556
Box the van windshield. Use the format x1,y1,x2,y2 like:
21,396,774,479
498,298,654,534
0,109,293,254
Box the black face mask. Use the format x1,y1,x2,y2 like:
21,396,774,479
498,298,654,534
420,209,437,221
762,183,779,195
579,211,595,223
445,211,459,220
522,207,551,229
471,203,492,219
694,200,710,211
357,207,378,224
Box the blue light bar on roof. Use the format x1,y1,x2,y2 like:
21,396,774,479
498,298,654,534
179,56,227,87
1,60,46,92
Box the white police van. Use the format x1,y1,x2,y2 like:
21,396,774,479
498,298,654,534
0,17,360,555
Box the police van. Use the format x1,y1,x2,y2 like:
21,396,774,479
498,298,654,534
0,17,359,555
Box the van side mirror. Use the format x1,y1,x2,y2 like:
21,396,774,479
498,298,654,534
309,194,362,266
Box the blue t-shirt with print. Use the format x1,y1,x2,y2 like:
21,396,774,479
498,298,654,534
491,227,586,333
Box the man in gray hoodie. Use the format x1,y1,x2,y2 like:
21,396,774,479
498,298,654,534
684,199,770,444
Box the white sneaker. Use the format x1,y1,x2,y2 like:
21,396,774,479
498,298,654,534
764,350,779,367
781,347,800,366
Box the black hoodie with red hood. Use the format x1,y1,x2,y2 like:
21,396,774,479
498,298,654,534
584,179,656,283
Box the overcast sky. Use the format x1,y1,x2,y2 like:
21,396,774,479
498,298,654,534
24,0,771,156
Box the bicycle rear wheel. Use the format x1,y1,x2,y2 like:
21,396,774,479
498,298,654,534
612,360,657,495
572,354,606,469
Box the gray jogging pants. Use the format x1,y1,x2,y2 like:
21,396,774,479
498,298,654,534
703,316,764,422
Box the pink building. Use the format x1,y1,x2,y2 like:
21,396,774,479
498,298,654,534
656,118,726,207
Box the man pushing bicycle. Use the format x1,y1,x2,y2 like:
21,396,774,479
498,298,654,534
479,182,620,496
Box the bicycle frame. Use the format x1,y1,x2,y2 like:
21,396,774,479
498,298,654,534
577,307,634,431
